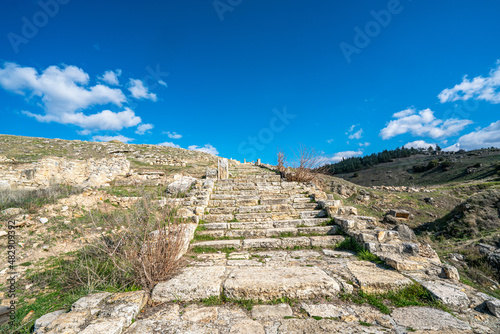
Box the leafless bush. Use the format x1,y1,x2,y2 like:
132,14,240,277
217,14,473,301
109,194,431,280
89,194,189,293
277,149,287,175
278,145,327,183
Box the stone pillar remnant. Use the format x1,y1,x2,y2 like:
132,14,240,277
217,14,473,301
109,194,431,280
218,158,229,179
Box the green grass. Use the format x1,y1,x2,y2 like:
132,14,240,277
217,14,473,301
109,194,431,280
191,246,235,254
335,236,386,265
340,283,449,315
359,321,372,326
0,249,140,334
201,294,299,310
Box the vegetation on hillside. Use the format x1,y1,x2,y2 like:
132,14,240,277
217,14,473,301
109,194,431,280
0,194,188,333
421,188,500,239
321,146,430,174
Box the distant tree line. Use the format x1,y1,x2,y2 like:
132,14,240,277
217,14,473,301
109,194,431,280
322,145,440,174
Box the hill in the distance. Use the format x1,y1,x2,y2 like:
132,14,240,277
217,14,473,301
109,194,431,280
328,148,500,187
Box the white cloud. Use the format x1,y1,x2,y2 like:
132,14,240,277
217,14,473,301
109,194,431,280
443,143,461,152
349,129,363,140
188,144,219,155
359,142,370,147
0,62,126,114
92,134,134,143
128,79,157,101
380,107,472,140
158,142,181,148
135,123,154,135
164,131,182,139
77,129,91,136
453,121,500,150
439,60,500,104
0,62,150,132
24,107,141,131
403,140,437,150
158,80,168,87
99,69,121,86
392,108,415,118
346,125,363,140
326,139,334,144
323,150,363,164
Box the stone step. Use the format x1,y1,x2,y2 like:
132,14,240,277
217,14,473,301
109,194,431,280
292,202,320,210
201,218,330,230
196,225,339,239
210,194,260,200
206,204,298,215
300,210,327,219
212,190,260,195
232,174,281,181
208,198,260,207
202,212,304,223
334,215,378,232
152,265,341,304
191,235,345,250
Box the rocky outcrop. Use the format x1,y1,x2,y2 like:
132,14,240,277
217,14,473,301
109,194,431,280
0,156,130,189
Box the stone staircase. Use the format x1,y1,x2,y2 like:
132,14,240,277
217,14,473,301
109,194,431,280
191,164,344,252
32,163,500,334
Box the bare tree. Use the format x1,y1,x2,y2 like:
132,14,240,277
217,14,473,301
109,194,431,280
277,145,326,183
277,148,287,175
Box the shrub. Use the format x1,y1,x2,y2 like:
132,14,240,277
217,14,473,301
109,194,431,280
276,145,326,183
24,195,189,296
91,196,189,293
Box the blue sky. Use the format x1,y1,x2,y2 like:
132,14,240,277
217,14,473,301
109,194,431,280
1,0,500,164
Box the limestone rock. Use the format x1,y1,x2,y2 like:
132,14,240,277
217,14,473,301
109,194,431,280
442,264,460,281
152,266,226,302
347,261,412,293
229,319,265,333
301,303,350,318
79,317,127,334
251,304,292,319
486,298,500,317
42,310,92,334
418,280,470,310
72,292,112,311
167,176,196,194
392,224,415,242
218,158,229,180
34,310,66,333
391,306,471,331
223,267,340,301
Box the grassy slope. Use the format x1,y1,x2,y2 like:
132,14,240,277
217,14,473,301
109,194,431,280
0,134,218,178
332,149,500,187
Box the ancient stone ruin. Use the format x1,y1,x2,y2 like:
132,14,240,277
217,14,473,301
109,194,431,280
32,163,500,333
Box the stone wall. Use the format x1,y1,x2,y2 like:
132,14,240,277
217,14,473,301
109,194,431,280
0,155,130,189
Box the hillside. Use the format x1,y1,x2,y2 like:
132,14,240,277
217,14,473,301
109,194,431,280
1,135,500,333
330,148,500,187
